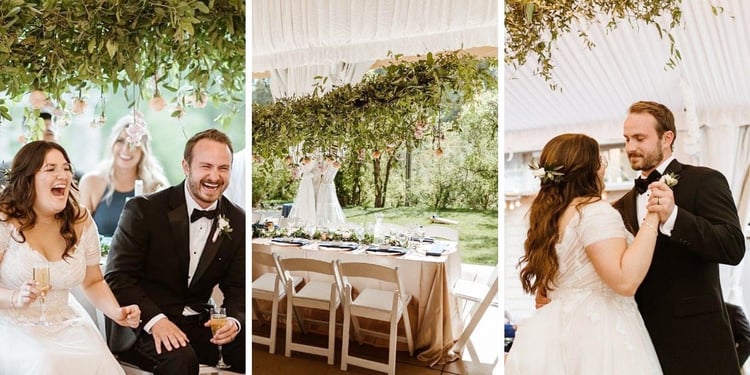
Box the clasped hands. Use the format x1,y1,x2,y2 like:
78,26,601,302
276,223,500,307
645,181,675,222
151,316,239,354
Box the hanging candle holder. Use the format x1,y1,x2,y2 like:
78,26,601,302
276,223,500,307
149,73,166,111
90,92,106,128
71,88,87,115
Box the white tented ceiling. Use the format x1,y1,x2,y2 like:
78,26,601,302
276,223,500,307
505,0,750,152
253,0,497,72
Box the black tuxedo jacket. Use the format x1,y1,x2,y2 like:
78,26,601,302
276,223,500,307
104,182,246,352
613,160,745,375
726,302,750,367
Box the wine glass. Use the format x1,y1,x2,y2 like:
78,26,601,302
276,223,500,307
210,307,230,369
416,226,426,255
33,261,51,324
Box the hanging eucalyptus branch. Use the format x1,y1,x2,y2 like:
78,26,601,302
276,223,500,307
0,1,244,121
504,0,688,90
252,51,497,161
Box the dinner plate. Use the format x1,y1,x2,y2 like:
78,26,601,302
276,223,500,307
365,246,407,256
318,241,359,251
271,238,310,246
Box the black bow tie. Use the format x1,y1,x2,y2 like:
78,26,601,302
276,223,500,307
634,171,662,194
190,208,217,223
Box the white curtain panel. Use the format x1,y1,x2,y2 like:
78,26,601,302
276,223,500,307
252,0,498,72
270,61,373,99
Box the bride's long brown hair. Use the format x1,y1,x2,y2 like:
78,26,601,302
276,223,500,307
0,141,87,260
519,134,605,294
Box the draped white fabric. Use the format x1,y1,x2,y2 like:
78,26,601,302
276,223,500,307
505,0,750,153
252,0,498,72
269,61,373,99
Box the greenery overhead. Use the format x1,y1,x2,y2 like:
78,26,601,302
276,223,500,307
504,0,701,89
252,51,497,159
0,0,245,121
252,51,497,209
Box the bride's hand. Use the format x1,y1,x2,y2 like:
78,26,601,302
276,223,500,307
12,280,40,308
113,304,141,328
535,287,551,308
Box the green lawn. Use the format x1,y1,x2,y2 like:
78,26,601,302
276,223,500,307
342,207,498,265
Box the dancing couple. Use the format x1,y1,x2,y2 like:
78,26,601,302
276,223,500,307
506,101,746,374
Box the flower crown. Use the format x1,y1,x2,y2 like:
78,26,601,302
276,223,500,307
529,159,564,184
125,117,148,150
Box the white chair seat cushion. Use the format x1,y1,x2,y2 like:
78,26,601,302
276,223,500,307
253,273,303,302
252,273,281,294
294,280,339,308
351,289,411,321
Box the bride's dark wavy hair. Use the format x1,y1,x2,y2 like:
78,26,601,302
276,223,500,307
0,141,86,260
519,134,604,294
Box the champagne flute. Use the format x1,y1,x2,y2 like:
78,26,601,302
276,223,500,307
210,307,230,369
33,261,51,324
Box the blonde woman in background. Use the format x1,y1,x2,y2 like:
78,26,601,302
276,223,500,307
79,115,169,237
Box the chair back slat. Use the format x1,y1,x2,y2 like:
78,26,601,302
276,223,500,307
338,262,398,284
253,251,275,268
281,257,336,275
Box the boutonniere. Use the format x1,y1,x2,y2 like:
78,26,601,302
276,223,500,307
212,214,233,242
659,172,679,188
529,158,564,184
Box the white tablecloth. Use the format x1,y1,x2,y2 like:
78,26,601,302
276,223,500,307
251,237,462,364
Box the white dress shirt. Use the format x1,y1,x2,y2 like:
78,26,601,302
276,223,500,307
637,156,678,235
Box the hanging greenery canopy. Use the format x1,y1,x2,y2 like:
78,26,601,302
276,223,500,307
0,0,244,121
252,51,498,161
504,0,703,89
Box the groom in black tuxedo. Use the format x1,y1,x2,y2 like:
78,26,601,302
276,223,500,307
104,129,245,374
613,101,745,375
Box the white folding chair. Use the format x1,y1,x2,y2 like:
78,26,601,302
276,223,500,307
451,265,499,357
252,251,303,354
274,254,341,365
337,261,414,375
421,224,458,242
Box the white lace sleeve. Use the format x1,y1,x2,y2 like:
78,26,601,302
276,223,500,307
0,221,10,256
579,201,629,248
81,219,102,266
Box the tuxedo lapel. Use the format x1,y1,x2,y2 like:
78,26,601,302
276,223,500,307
190,199,226,288
167,184,191,277
620,189,640,236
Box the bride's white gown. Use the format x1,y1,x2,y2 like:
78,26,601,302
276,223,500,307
505,201,662,374
0,221,124,374
289,159,319,227
316,162,346,228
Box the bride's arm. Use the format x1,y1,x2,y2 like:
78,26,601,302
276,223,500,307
585,212,660,296
80,265,140,327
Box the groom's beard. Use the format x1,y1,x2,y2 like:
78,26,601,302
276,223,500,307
628,145,664,173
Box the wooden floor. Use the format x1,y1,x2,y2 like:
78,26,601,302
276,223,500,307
251,264,500,375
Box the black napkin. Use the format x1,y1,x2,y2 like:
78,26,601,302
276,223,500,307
271,237,310,245
410,236,435,243
319,242,359,250
366,246,407,255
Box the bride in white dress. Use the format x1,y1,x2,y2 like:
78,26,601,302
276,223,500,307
505,134,663,374
288,156,319,227
316,157,346,229
0,141,140,374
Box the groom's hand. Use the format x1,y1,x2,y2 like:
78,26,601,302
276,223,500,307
204,318,239,345
647,182,675,223
151,319,189,354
